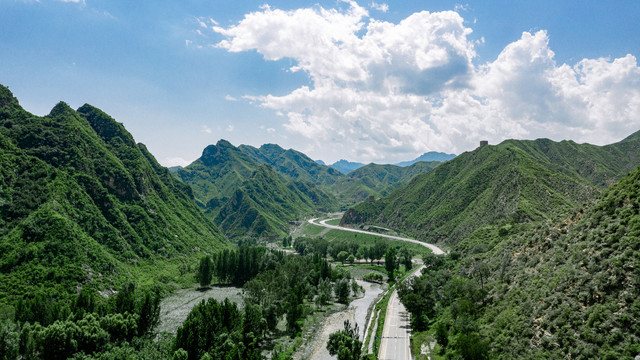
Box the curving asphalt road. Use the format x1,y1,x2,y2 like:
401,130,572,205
307,218,444,255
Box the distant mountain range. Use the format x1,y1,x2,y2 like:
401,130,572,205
328,159,366,174
395,151,456,166
317,151,456,175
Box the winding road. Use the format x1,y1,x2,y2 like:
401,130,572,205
307,218,444,255
307,217,445,359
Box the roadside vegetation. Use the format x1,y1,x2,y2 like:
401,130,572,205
397,165,640,359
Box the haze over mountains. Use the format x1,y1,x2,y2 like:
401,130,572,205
319,151,456,175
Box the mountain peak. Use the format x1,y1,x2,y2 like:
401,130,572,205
329,159,365,174
48,101,75,118
216,139,234,148
396,151,456,167
78,104,136,146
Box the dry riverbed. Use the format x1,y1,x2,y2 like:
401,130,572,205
157,285,244,335
293,280,384,360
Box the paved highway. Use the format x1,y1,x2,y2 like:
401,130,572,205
378,290,412,360
307,218,444,255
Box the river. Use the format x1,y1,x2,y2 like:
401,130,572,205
295,279,384,359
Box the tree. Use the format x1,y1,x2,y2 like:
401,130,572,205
196,256,213,288
0,319,18,360
385,248,397,280
399,247,413,270
471,261,490,292
435,321,449,349
137,289,161,336
334,279,350,304
282,236,292,248
326,320,362,360
317,278,333,306
286,284,305,336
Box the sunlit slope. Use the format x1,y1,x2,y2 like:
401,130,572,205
0,85,228,301
176,140,338,240
342,134,640,245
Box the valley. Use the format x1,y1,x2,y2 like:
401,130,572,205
1,83,639,360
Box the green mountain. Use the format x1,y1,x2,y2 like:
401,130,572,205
0,85,228,302
214,165,335,240
417,164,640,359
175,140,338,240
331,161,440,204
477,163,640,358
342,134,640,245
238,143,344,185
175,140,258,207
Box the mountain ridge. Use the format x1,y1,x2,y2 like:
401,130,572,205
341,133,640,245
0,85,229,301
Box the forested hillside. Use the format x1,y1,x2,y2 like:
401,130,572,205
175,139,258,207
331,161,440,204
0,85,228,303
342,135,640,245
239,143,344,186
400,163,640,359
176,140,338,241
214,165,337,240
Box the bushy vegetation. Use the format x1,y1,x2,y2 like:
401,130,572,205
326,320,362,360
294,235,389,263
176,140,339,241
0,85,228,305
398,165,640,359
0,282,162,360
173,247,359,359
342,134,640,246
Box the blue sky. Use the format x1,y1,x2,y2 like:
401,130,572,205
2,0,640,166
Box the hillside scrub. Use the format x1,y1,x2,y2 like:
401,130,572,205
0,85,228,304
342,134,640,246
398,165,640,359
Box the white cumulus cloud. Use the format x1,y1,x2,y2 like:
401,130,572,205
209,2,640,162
370,2,388,12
